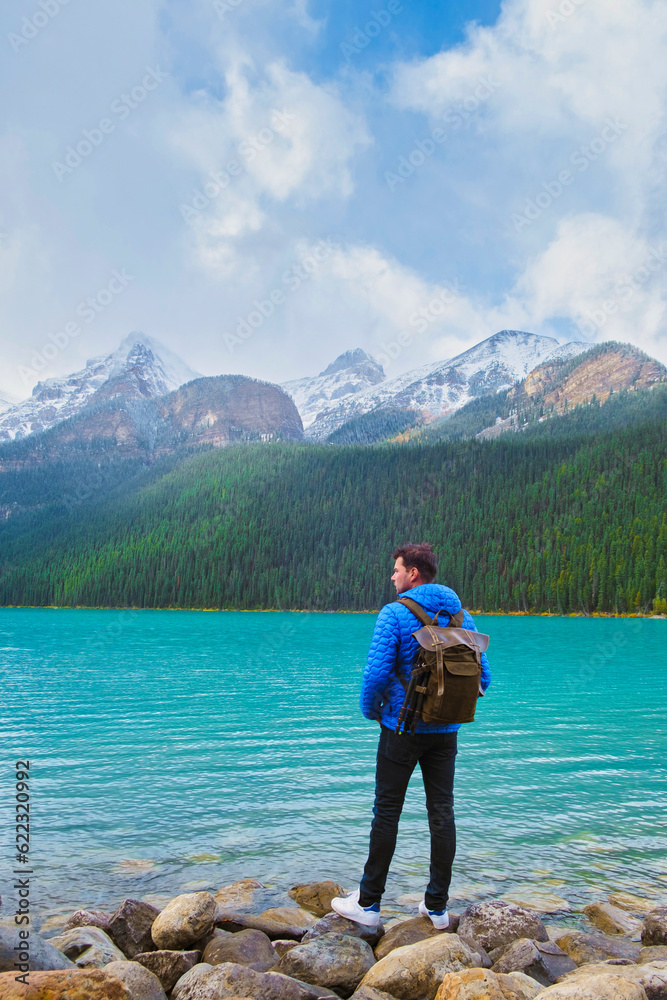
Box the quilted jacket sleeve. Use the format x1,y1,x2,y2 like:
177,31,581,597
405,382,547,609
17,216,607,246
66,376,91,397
360,604,401,720
462,609,492,692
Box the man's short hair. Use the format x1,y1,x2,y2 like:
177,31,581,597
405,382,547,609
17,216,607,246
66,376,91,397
393,542,437,583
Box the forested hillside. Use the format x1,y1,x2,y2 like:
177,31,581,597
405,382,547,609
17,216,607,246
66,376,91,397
0,405,665,614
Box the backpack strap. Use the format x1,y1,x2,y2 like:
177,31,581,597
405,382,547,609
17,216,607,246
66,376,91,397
393,598,466,693
396,596,435,626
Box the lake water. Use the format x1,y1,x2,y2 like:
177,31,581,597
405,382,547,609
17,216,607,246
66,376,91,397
1,608,666,924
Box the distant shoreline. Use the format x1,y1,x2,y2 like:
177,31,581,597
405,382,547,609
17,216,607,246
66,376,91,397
1,604,664,618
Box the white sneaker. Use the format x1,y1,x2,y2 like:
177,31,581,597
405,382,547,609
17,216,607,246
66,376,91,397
331,887,381,927
419,900,449,930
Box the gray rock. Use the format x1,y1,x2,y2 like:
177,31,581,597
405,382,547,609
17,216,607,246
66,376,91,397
491,937,576,985
109,899,160,958
373,916,441,961
274,939,300,958
303,912,384,948
134,949,201,991
350,987,396,1000
62,909,112,934
169,960,337,999
644,910,667,947
48,925,125,967
0,916,76,973
289,882,347,917
171,962,214,1000
216,910,309,941
458,901,548,952
274,931,375,998
457,934,492,969
202,927,276,971
151,892,217,951
641,947,667,964
555,930,642,965
103,960,168,1000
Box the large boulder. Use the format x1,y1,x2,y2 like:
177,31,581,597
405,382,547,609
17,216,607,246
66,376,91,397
48,925,125,967
557,960,667,1000
358,933,481,1000
202,927,276,970
303,912,384,948
134,949,201,991
491,938,576,985
273,931,375,998
584,902,643,937
168,960,338,999
109,899,161,958
104,960,168,1000
289,882,347,917
0,968,132,998
374,916,441,960
459,902,548,952
0,918,75,973
643,910,667,947
151,892,217,950
217,911,309,941
555,929,641,965
530,972,648,998
435,968,542,999
171,962,214,999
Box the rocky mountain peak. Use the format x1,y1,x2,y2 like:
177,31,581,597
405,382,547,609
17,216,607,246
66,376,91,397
319,349,383,377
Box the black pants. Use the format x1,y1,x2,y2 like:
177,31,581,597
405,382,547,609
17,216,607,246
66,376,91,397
358,725,458,911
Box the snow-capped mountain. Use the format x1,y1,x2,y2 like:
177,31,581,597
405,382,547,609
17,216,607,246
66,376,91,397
0,332,201,441
303,331,591,439
281,348,385,429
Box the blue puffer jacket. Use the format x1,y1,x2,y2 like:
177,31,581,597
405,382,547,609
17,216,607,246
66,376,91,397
360,583,492,733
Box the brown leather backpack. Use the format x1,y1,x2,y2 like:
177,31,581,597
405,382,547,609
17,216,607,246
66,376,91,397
394,597,490,733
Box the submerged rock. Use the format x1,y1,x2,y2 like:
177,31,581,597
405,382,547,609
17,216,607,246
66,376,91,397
214,878,264,910
289,882,347,918
273,931,375,998
151,892,217,950
610,893,659,916
458,901,548,952
109,899,160,958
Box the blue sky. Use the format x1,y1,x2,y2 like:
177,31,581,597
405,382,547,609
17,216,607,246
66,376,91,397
1,0,666,398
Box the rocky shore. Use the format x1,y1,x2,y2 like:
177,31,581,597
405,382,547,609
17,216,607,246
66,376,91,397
1,878,666,999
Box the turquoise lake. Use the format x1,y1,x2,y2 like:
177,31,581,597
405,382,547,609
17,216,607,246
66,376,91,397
1,608,666,922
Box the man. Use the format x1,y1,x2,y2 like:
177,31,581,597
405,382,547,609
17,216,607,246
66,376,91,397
331,542,491,929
